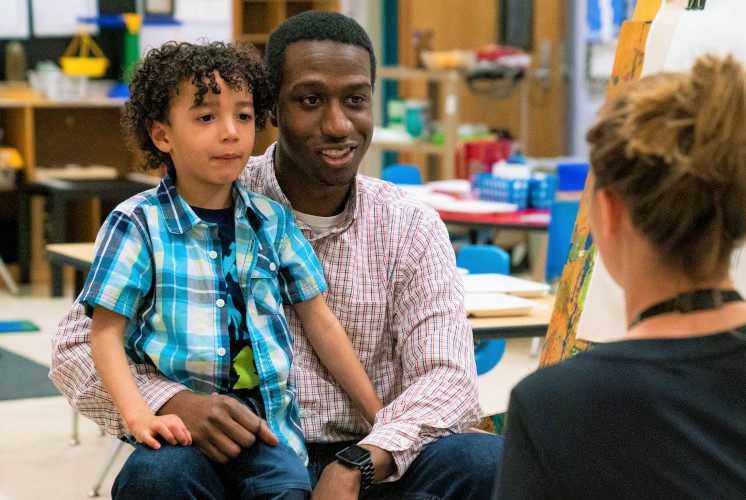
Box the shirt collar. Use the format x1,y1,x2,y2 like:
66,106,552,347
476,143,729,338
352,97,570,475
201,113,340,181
156,171,267,234
256,143,359,239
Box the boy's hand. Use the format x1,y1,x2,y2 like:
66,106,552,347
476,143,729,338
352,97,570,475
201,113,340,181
128,413,192,450
157,391,278,463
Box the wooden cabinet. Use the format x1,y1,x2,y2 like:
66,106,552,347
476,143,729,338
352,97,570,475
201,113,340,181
371,66,461,181
0,90,135,181
0,86,138,283
233,0,340,52
232,0,340,154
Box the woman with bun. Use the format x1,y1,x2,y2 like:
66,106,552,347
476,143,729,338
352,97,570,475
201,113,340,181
495,54,746,498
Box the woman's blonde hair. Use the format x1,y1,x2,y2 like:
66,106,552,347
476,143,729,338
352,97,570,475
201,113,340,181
586,54,746,280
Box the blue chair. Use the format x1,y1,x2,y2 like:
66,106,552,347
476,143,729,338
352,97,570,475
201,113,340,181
545,199,581,285
381,164,423,185
456,244,510,375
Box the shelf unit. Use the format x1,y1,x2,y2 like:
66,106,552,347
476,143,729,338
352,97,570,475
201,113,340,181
372,66,461,180
0,86,138,283
232,0,340,53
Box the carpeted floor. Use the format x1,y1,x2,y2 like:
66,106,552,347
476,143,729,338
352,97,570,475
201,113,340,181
0,347,61,400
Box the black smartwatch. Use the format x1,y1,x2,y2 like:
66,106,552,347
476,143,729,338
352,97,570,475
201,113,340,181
335,444,374,491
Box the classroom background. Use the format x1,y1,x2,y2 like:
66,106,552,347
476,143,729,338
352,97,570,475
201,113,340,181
1,1,712,499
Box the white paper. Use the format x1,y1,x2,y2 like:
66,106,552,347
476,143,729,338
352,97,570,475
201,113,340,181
578,0,746,342
0,0,30,39
462,274,550,298
32,0,97,38
465,292,537,317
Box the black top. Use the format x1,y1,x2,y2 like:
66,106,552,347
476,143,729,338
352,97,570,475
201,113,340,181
495,326,746,499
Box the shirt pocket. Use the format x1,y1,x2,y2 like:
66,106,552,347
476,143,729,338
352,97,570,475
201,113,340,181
248,255,283,316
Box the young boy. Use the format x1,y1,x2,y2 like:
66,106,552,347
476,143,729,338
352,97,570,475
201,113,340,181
80,41,381,498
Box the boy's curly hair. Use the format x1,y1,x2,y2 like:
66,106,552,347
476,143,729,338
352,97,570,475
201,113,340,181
121,40,271,171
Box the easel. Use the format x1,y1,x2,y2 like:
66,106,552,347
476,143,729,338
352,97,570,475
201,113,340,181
539,0,662,366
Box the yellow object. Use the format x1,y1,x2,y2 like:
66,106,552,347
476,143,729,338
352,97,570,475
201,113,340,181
122,13,143,34
60,32,110,77
0,147,23,169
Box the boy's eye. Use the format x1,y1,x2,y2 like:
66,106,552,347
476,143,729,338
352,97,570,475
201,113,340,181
198,114,214,122
238,113,253,121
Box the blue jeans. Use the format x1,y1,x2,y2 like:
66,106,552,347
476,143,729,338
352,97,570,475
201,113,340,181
307,433,503,500
113,432,502,499
112,439,310,499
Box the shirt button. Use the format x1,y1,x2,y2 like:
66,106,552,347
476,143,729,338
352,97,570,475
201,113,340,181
269,262,277,272
216,299,225,308
217,347,226,356
209,250,218,259
300,409,313,418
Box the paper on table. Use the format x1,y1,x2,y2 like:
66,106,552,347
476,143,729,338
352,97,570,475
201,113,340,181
465,292,537,317
426,198,518,214
462,274,550,298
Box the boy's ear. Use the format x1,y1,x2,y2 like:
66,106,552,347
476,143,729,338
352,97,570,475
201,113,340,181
269,104,278,127
149,121,171,153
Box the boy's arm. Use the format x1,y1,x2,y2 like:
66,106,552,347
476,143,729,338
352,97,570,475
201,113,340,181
293,294,382,424
90,305,190,449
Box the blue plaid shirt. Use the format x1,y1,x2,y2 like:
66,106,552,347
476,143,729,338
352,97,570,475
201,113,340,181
80,174,326,462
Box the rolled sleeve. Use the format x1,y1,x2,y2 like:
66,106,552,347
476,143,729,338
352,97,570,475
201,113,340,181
80,210,152,320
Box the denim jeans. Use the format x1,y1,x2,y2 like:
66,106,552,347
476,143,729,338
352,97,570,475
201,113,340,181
112,432,502,499
112,395,310,500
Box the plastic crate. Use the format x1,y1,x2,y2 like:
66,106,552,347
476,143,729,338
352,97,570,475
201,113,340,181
474,173,529,209
529,174,558,209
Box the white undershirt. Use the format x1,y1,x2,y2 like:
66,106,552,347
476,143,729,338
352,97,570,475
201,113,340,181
293,209,346,236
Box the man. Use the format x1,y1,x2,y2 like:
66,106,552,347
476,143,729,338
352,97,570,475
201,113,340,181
50,11,502,499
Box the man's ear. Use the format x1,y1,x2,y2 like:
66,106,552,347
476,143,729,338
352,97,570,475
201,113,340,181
149,121,171,153
269,104,278,127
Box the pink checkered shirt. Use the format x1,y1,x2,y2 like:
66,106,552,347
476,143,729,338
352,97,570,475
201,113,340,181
49,144,481,479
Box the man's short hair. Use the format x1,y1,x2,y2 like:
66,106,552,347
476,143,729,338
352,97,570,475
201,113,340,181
266,10,376,100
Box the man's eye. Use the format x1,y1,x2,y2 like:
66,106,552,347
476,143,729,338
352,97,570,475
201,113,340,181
349,95,366,105
301,95,320,106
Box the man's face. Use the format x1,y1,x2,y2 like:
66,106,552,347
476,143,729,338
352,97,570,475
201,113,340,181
273,40,374,190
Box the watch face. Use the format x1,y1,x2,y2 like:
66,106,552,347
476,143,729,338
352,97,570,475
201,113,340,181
337,445,370,465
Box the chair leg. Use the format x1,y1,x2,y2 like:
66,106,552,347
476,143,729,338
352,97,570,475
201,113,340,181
88,439,127,497
70,409,79,445
0,256,19,295
530,336,542,357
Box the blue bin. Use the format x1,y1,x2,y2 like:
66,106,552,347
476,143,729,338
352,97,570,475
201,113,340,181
529,174,558,209
557,162,589,192
476,175,529,209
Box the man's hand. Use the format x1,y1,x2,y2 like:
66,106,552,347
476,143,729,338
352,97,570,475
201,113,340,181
312,461,361,500
157,391,278,463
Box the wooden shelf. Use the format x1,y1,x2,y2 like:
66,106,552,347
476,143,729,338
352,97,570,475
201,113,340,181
376,66,461,180
370,140,445,156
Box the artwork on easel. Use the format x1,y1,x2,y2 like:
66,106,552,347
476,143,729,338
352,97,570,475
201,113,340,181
560,0,746,348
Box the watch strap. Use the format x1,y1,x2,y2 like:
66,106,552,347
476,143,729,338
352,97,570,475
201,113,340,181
335,445,375,491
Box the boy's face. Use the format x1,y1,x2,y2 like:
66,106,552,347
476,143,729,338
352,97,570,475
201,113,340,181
150,73,255,208
273,40,373,191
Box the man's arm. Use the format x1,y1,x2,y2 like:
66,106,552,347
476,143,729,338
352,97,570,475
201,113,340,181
49,300,278,463
356,212,482,478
